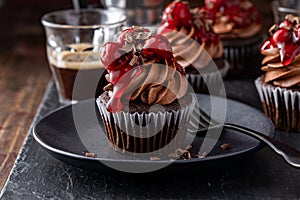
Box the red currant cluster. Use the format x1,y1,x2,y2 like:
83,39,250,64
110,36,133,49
201,0,261,28
158,1,219,45
260,16,300,66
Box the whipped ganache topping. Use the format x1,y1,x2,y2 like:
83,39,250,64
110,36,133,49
100,26,188,112
260,14,300,88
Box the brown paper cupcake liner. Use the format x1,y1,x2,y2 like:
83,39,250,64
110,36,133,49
186,60,229,94
255,76,300,132
223,35,262,71
96,94,196,154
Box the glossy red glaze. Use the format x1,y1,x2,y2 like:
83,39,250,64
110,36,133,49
143,35,173,61
107,66,143,113
100,27,185,112
260,17,300,66
260,40,272,52
282,42,300,66
272,29,291,44
100,42,122,67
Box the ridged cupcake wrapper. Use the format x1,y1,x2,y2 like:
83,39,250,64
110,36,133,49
96,95,196,154
187,60,229,94
223,39,261,70
255,77,300,132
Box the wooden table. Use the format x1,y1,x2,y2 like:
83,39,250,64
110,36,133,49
0,0,274,194
0,6,51,190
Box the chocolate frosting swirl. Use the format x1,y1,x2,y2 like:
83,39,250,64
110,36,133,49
213,20,261,39
106,59,188,105
163,26,223,69
261,49,300,88
125,59,188,105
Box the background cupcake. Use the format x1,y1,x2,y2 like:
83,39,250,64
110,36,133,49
255,14,300,132
199,0,262,74
157,1,229,94
97,26,196,154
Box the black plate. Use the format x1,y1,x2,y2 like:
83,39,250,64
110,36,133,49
33,94,274,175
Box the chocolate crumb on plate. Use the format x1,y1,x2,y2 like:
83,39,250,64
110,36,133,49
150,156,160,161
84,152,97,158
220,143,232,150
195,155,205,158
168,152,179,158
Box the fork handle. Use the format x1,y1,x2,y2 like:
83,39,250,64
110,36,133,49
224,123,300,168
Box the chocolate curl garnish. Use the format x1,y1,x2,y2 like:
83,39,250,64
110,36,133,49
120,43,134,53
103,83,113,91
286,14,300,27
129,55,139,66
204,20,212,32
269,24,278,35
241,1,252,10
194,18,204,29
136,31,152,40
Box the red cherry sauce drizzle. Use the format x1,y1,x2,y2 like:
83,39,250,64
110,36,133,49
260,18,300,66
100,28,183,112
108,64,143,113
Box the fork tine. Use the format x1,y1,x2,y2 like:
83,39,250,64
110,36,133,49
195,108,211,128
188,105,222,135
198,108,219,126
197,109,211,125
188,107,212,133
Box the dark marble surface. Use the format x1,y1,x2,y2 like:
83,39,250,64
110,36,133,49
1,79,300,200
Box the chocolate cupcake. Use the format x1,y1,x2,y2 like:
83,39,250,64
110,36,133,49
97,27,196,153
255,14,300,132
157,1,229,94
199,0,262,72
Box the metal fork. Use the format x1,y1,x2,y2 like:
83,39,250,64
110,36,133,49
190,108,300,168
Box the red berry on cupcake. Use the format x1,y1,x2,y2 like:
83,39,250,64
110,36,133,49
272,29,291,45
100,42,122,67
143,35,173,61
173,2,193,27
161,1,193,28
281,42,300,66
